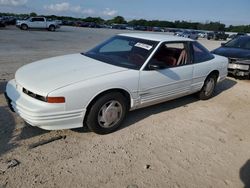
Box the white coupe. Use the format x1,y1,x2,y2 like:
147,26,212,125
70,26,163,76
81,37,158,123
5,33,228,134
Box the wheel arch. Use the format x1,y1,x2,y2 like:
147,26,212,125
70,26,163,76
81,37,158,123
87,88,132,109
83,88,132,124
49,24,55,28
207,70,219,82
21,23,28,28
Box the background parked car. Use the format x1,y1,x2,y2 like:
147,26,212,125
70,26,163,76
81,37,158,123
5,16,16,25
55,20,63,25
134,26,147,31
198,31,207,38
152,27,164,32
207,31,229,40
212,35,250,78
111,24,127,30
182,31,199,40
174,30,198,40
174,30,184,36
0,17,5,27
16,17,60,31
62,20,76,26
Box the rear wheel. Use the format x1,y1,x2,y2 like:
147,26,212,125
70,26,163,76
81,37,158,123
86,92,128,134
197,74,217,100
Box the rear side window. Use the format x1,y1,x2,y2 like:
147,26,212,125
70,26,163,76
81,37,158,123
192,42,214,63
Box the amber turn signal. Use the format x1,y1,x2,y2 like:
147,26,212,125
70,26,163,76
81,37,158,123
47,97,65,103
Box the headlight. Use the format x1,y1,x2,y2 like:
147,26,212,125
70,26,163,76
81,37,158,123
228,64,249,70
23,87,65,103
228,58,250,69
236,59,250,64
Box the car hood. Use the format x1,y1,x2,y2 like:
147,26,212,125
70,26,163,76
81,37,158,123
15,53,128,96
212,47,250,59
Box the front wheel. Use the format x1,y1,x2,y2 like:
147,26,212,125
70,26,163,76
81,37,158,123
86,92,128,134
197,74,217,100
21,24,28,30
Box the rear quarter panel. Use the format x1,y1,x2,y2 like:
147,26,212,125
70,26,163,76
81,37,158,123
192,55,228,92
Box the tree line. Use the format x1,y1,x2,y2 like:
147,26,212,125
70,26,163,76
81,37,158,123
1,12,249,33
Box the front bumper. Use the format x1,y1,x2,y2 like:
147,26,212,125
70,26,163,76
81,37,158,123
228,63,250,77
4,92,15,112
5,79,85,130
16,23,21,28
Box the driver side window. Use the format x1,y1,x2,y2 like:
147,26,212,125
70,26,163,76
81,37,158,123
148,42,188,70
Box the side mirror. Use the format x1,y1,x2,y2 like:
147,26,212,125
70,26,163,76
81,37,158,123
148,64,165,70
221,42,225,46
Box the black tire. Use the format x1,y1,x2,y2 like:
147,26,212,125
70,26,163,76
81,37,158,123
48,25,55,31
197,74,217,100
21,24,28,30
86,92,128,134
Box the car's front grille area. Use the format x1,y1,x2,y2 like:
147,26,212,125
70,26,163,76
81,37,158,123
228,58,237,64
23,88,46,102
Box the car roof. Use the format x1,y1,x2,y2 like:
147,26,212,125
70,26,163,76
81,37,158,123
119,33,193,42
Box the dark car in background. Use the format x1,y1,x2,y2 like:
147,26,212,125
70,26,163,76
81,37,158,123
212,36,250,78
134,26,147,31
0,17,5,27
207,31,229,40
0,16,17,27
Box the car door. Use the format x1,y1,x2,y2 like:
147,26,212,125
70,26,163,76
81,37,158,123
30,17,46,28
190,41,216,92
139,41,194,107
36,17,46,28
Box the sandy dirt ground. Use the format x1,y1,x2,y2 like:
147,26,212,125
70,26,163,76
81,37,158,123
0,26,250,188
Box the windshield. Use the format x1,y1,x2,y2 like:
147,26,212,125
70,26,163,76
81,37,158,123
84,36,159,70
225,37,250,50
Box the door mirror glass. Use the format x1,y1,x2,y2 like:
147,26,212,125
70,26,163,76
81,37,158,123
148,64,160,70
148,62,166,70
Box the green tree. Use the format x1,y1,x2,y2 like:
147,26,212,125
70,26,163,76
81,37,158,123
108,16,127,24
84,17,104,24
30,12,37,17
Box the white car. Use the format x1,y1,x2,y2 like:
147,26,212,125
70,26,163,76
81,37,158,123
5,33,228,134
16,17,60,31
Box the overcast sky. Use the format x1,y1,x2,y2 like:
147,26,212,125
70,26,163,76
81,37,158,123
0,0,249,25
